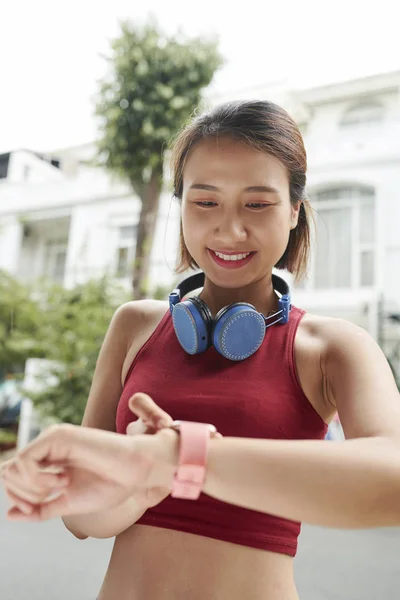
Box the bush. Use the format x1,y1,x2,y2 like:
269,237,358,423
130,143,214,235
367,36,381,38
1,274,130,425
0,429,17,444
0,270,47,378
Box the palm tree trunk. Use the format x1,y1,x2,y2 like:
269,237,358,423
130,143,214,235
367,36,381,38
131,167,163,300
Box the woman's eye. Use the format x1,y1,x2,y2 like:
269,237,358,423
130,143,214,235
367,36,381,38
195,201,217,207
246,203,270,209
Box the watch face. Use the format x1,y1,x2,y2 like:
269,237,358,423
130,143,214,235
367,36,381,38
170,420,217,435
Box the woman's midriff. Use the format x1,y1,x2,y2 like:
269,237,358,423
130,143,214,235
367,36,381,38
97,524,299,600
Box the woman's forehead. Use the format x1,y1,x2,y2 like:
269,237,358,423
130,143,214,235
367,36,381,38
183,137,289,191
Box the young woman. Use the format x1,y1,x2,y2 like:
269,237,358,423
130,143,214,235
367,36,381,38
2,100,400,600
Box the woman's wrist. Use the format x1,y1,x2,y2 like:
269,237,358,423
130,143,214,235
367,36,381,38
131,425,219,500
142,428,180,489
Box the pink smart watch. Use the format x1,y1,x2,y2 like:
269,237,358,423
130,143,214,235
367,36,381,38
169,420,218,500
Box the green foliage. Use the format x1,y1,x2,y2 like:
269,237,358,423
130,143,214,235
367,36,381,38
0,270,46,379
0,272,130,425
26,278,129,425
95,19,223,190
0,429,17,444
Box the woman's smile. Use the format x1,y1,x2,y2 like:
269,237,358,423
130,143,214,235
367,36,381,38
207,248,257,269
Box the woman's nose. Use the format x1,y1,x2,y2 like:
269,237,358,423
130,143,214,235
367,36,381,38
215,214,247,243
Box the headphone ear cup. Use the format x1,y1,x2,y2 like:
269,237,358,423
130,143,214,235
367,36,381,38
213,303,266,361
171,297,212,355
190,296,213,328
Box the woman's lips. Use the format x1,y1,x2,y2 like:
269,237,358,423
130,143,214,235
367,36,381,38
207,249,256,269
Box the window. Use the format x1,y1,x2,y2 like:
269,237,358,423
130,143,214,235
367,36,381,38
312,187,375,289
115,225,137,278
0,153,10,179
44,241,67,283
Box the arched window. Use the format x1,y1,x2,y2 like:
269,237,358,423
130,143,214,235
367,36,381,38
311,186,376,289
340,101,385,128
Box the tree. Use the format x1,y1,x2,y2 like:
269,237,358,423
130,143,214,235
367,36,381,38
95,19,223,299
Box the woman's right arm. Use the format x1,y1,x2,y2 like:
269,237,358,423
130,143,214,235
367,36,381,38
62,301,148,540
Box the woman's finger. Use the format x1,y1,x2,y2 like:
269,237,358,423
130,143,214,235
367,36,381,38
0,458,14,478
14,456,33,483
7,502,51,522
7,505,37,521
5,461,69,490
3,465,68,504
128,393,173,429
3,476,51,505
5,489,35,515
7,490,71,522
2,461,44,503
3,476,46,505
14,424,146,489
126,418,148,436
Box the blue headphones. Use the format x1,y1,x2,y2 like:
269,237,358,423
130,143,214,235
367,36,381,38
169,272,291,361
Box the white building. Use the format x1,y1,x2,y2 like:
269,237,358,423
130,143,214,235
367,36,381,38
0,145,180,292
1,70,400,366
294,71,400,366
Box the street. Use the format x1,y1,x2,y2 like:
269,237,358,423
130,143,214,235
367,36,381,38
1,487,399,599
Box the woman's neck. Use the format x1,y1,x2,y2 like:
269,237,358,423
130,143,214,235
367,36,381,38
198,274,279,317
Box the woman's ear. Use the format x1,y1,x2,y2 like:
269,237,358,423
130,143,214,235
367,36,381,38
290,201,302,230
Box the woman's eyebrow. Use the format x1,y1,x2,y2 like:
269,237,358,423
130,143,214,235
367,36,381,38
189,183,279,194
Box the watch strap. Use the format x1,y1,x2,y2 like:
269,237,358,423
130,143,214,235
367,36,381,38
170,421,212,500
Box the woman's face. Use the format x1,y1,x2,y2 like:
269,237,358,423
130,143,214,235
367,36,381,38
181,136,300,289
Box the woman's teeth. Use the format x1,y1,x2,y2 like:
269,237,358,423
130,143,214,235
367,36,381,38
213,251,251,261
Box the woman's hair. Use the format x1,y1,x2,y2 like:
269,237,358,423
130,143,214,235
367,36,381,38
170,99,311,281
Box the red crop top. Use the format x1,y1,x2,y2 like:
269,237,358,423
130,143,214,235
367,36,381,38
116,305,328,557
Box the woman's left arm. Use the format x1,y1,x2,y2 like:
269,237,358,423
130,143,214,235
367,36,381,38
4,321,400,527
203,319,400,528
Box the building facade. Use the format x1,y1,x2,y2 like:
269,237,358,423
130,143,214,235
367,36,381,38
1,70,399,367
295,71,400,366
0,146,180,292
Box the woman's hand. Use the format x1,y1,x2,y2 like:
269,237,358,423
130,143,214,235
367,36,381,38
124,392,174,509
126,392,173,436
1,414,179,522
1,392,176,521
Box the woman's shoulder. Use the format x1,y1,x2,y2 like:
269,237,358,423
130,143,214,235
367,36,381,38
294,312,376,422
299,311,371,340
118,299,170,385
116,298,169,324
116,298,170,352
297,310,377,364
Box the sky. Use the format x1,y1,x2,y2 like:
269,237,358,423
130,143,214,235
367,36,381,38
1,0,399,153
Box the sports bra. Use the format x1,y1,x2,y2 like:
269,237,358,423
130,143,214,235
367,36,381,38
116,305,328,557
